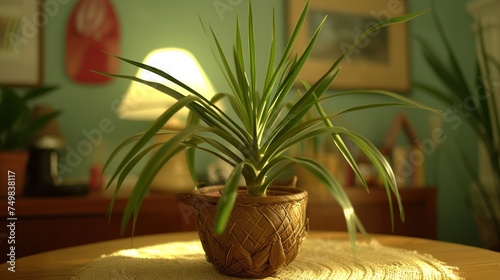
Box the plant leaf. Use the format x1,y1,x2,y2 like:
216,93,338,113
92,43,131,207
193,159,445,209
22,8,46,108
215,162,245,234
121,125,207,234
104,95,200,191
23,85,59,100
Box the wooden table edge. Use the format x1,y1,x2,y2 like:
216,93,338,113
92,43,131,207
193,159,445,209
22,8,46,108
1,231,499,279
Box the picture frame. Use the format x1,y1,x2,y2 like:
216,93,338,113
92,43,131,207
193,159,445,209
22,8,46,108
287,0,410,92
0,0,43,87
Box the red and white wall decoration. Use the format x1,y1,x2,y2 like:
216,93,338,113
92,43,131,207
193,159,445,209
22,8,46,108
65,0,120,84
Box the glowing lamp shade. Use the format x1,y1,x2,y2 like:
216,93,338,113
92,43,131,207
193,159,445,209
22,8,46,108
116,48,216,193
118,48,216,128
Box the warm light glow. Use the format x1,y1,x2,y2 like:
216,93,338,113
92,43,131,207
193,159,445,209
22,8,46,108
118,48,216,127
113,242,205,259
343,207,354,218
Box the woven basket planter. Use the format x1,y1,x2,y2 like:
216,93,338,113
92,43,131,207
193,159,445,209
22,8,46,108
190,186,308,278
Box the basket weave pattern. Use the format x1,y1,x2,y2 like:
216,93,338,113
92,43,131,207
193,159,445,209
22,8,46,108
191,186,308,278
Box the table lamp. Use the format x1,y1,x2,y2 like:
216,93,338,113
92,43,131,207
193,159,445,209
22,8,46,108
118,48,216,192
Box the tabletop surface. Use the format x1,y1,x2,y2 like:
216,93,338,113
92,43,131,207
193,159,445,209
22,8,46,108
1,231,499,279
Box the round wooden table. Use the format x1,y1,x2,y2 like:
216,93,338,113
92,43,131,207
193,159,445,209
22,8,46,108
1,231,499,279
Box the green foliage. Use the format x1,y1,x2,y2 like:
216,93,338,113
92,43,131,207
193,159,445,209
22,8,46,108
101,2,434,248
0,86,60,150
417,8,500,241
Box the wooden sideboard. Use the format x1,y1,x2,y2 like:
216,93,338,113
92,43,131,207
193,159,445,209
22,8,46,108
306,187,437,239
0,190,197,264
0,187,436,263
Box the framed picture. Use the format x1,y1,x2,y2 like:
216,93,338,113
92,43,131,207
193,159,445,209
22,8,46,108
0,0,43,86
287,0,410,92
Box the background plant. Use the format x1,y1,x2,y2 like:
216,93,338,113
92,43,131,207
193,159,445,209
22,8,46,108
0,86,60,151
417,9,500,249
102,2,434,248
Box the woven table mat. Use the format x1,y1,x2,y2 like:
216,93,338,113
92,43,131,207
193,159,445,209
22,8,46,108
72,238,462,280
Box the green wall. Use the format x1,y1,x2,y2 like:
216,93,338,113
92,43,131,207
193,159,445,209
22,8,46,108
37,0,480,246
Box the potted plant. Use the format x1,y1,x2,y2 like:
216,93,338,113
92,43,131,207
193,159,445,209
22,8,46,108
0,86,60,196
417,10,500,251
101,2,434,278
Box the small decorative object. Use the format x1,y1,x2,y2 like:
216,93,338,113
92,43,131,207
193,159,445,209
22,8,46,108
24,105,65,190
100,1,434,278
382,113,426,187
90,164,104,191
23,104,90,197
65,0,120,84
